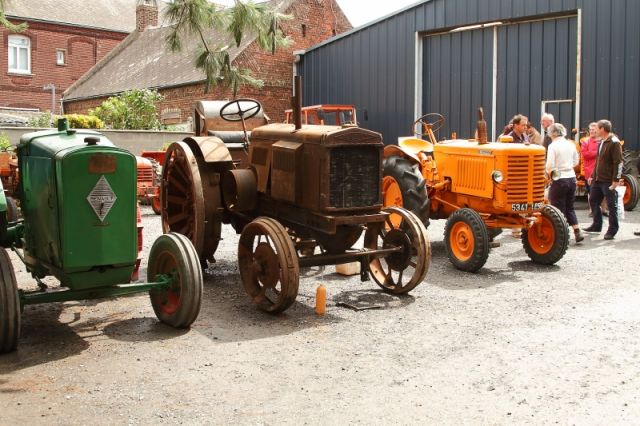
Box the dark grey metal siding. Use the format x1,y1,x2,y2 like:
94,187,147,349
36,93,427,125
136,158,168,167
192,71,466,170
496,16,577,136
298,0,640,150
423,28,494,140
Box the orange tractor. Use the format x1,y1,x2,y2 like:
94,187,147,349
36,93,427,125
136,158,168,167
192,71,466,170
383,110,570,272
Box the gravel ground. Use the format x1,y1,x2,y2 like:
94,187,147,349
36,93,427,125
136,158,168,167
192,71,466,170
1,200,639,425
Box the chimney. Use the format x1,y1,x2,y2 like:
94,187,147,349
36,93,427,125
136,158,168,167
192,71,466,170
136,0,158,32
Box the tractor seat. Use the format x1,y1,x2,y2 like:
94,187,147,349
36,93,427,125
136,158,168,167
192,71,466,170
208,130,249,144
398,137,434,154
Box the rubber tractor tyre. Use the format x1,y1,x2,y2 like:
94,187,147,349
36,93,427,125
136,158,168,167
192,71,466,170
148,232,203,328
522,205,569,265
382,155,430,227
622,149,638,176
621,173,639,211
444,208,490,273
0,248,20,353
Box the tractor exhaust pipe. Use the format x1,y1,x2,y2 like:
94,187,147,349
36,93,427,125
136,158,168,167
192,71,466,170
476,107,488,144
293,75,302,130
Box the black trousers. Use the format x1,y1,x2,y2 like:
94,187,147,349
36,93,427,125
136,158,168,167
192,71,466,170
588,180,619,235
548,177,578,226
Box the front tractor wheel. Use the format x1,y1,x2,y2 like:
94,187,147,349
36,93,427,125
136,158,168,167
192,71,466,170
148,232,203,328
382,156,430,227
523,205,569,265
364,207,431,294
444,208,489,272
0,248,20,353
238,217,300,314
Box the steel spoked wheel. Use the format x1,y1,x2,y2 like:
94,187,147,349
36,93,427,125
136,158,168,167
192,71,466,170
148,233,203,328
238,217,299,313
0,248,20,353
365,207,430,294
523,205,569,265
161,142,205,256
444,208,489,272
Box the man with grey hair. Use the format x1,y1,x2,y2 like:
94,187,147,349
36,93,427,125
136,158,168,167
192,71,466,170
583,119,623,240
546,123,583,242
541,113,555,150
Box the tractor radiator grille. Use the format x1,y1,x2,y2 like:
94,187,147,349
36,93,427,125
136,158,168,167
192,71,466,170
506,154,546,203
137,167,154,184
455,157,489,193
329,146,379,208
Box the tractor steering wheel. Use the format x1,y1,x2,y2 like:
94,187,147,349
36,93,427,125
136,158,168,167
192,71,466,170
412,113,445,139
219,98,262,122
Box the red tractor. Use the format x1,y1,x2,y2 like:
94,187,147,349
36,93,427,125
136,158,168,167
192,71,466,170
137,153,163,215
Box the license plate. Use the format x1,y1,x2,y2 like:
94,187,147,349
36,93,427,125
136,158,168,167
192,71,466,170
511,202,543,211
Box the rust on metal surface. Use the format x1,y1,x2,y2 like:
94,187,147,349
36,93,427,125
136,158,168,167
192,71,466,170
88,153,116,174
222,169,257,212
477,107,488,145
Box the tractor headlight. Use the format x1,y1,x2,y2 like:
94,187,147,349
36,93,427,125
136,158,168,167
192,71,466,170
492,170,504,183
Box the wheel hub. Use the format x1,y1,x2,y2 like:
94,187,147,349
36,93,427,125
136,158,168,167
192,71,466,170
382,228,412,270
253,242,279,288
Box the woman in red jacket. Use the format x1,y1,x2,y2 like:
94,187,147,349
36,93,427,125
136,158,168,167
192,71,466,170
580,122,601,215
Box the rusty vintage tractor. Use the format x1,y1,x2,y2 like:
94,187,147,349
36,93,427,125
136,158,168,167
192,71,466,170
160,79,430,314
382,110,570,273
284,104,357,126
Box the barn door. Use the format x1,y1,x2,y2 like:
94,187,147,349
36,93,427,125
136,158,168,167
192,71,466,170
422,27,494,140
495,16,578,136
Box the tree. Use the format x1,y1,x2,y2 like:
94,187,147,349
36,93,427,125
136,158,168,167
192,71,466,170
0,0,27,32
165,0,291,97
90,89,164,130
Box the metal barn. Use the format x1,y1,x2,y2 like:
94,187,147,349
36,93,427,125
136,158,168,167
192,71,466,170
296,0,640,150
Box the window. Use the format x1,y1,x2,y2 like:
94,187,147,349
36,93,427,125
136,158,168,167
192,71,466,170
56,49,66,65
8,35,31,74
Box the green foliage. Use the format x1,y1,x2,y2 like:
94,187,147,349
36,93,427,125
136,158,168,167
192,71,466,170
0,0,27,32
64,114,104,129
0,133,12,152
27,111,54,128
165,0,291,96
90,89,164,130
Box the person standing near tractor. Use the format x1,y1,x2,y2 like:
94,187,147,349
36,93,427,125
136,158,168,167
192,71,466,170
581,122,601,216
545,123,583,243
583,119,623,240
508,115,530,144
541,113,555,150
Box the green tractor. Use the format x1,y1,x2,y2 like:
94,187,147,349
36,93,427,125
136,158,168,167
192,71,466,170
0,119,203,353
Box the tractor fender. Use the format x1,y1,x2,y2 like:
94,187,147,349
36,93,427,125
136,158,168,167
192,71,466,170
383,145,421,165
181,136,234,163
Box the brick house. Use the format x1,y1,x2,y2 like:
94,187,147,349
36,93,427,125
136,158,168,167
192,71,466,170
63,0,352,123
0,0,146,114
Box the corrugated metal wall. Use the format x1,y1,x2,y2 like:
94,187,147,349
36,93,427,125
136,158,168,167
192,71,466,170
298,0,640,150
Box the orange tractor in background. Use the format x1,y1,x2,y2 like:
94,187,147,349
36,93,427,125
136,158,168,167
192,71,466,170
382,110,570,272
573,131,639,211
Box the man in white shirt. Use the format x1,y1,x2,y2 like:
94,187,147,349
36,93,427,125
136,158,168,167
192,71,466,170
546,123,583,243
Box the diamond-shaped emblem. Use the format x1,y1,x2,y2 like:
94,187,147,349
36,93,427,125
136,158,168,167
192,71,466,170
87,175,117,222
